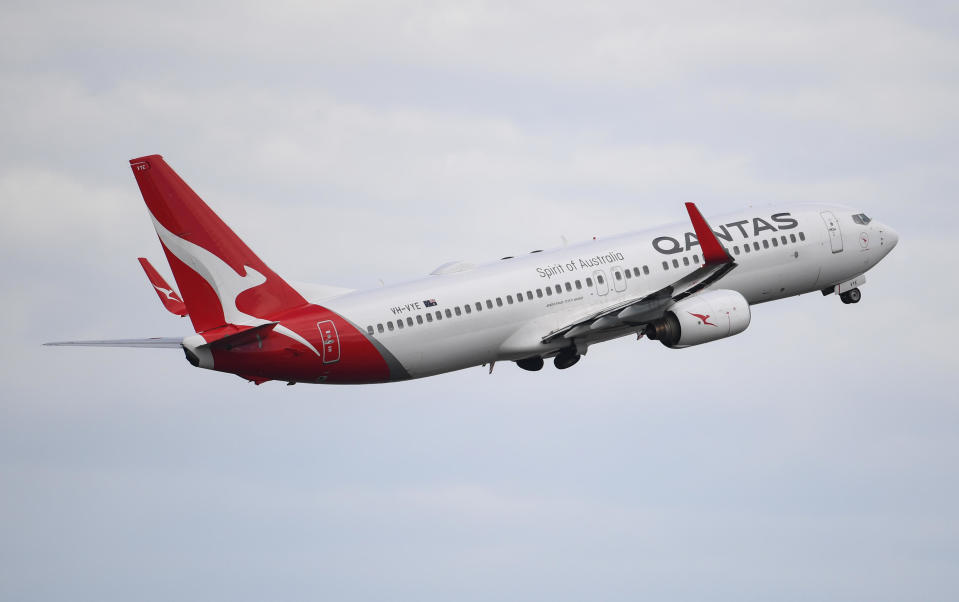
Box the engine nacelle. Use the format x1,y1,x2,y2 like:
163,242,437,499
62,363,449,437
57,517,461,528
645,289,751,349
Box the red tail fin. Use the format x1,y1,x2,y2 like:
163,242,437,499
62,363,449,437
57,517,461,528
129,155,306,333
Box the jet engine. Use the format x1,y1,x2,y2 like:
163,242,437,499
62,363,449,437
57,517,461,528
645,289,751,349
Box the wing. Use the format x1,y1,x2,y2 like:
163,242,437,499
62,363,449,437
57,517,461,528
44,338,183,348
542,202,737,344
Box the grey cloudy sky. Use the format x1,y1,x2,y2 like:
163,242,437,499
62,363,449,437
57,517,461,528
2,1,958,600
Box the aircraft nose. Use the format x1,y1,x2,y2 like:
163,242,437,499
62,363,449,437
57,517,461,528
882,225,898,252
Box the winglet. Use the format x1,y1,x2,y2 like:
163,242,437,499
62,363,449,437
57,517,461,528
138,257,189,317
685,203,731,264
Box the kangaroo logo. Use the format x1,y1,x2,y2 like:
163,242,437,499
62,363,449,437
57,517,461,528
152,284,182,303
150,214,321,357
689,312,716,327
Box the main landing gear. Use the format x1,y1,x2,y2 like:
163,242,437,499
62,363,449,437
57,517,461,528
840,287,862,304
516,356,544,372
514,350,582,372
553,350,581,370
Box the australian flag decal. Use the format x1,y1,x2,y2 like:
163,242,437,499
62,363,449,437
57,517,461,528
423,299,438,307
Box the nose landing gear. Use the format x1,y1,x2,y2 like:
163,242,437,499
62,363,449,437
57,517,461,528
840,287,862,304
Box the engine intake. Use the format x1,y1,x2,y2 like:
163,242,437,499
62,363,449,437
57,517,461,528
646,289,751,349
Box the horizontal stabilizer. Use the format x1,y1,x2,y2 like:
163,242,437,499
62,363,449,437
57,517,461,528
44,337,183,348
202,322,279,350
138,257,188,317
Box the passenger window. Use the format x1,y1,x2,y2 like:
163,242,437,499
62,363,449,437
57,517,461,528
407,317,414,327
682,256,689,266
615,270,624,279
597,275,605,284
377,323,384,333
367,325,374,335
426,313,433,322
555,284,562,294
496,297,503,306
643,265,650,275
387,321,395,331
565,282,573,291
693,255,700,264
762,240,769,249
506,295,513,304
799,232,806,241
526,291,533,300
545,287,552,296
454,307,461,316
733,246,740,255
772,238,779,247
744,244,750,253
536,289,543,298
397,320,404,329
434,311,442,320
633,267,641,277
672,259,679,268
445,309,452,318
464,305,471,314
416,315,424,324
486,299,493,309
781,235,787,245
790,233,797,243
475,302,482,311
662,261,669,270
575,280,582,289
754,242,761,251
516,293,523,303
585,277,593,287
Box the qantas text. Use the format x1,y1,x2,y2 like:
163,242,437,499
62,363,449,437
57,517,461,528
652,212,798,255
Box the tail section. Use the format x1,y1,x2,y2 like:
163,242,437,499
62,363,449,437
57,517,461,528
129,155,306,333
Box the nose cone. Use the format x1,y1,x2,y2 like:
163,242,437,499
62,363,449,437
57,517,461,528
882,225,898,253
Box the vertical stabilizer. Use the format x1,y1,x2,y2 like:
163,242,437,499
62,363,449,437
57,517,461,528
129,155,306,333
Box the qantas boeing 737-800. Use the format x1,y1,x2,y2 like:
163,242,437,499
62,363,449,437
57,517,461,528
46,155,898,385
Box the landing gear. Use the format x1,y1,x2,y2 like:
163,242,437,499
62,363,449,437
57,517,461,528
840,287,861,304
515,357,544,372
553,351,581,370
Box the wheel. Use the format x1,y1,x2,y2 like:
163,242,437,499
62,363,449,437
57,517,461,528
553,352,580,370
840,288,861,304
516,357,544,371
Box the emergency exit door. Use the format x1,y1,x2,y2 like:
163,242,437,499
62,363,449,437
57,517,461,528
820,211,844,253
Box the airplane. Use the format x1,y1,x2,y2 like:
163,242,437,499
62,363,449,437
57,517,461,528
46,155,899,385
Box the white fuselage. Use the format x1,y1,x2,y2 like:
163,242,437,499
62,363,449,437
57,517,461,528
319,204,896,379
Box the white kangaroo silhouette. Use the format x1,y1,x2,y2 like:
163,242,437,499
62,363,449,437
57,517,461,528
150,215,321,357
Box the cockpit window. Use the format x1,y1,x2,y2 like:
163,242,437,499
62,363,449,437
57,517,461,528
852,213,872,225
